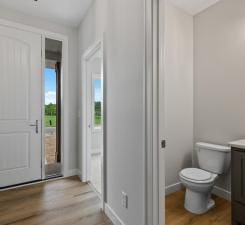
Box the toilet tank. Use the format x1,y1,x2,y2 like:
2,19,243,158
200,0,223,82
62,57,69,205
196,142,231,174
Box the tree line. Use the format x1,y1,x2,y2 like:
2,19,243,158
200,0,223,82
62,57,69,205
45,102,101,116
45,103,56,116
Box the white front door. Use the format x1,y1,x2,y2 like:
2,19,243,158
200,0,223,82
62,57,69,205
0,25,42,187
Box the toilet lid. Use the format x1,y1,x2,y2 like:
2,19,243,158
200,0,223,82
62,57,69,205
180,168,212,181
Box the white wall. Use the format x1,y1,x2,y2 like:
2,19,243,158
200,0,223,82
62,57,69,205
0,6,79,174
194,0,245,193
78,0,145,224
78,0,107,53
78,0,107,175
164,2,194,193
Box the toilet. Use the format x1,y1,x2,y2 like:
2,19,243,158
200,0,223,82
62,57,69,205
179,142,231,214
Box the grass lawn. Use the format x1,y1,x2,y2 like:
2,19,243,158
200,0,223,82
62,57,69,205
45,115,56,127
45,115,101,127
95,115,102,125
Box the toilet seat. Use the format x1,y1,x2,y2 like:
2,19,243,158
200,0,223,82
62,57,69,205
180,168,217,184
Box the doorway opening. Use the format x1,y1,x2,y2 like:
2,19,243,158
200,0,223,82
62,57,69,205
89,74,103,194
44,38,62,178
162,1,231,225
82,41,104,201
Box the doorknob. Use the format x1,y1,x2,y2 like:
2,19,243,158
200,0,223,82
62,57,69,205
30,120,38,133
161,140,166,149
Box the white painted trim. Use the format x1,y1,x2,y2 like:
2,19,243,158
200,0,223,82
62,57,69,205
145,0,154,224
158,1,166,225
65,169,79,177
212,186,231,201
41,35,46,180
105,204,125,225
165,183,182,196
0,18,68,40
60,35,69,178
102,34,106,211
0,18,70,180
145,0,163,225
77,169,83,181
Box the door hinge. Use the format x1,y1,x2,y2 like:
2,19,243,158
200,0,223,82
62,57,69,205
161,140,166,149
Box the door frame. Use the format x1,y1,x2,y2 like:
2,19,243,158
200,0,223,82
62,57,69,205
144,0,165,225
0,18,69,180
81,40,105,209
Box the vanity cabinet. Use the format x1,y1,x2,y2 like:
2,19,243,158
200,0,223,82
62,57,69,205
232,147,245,225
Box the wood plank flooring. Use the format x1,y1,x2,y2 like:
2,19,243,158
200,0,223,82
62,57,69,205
0,176,112,225
166,190,231,225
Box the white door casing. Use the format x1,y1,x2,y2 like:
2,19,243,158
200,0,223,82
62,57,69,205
159,0,166,224
0,25,42,187
145,0,165,224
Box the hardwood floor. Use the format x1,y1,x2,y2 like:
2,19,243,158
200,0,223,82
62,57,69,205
166,190,231,225
0,177,112,225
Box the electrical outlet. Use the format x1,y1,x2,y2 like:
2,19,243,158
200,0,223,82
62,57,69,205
121,191,128,209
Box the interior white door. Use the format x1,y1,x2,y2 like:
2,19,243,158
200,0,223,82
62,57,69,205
0,25,42,187
86,51,103,195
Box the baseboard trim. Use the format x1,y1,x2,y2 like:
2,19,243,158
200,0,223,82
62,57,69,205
212,186,231,201
165,182,182,196
77,169,83,181
64,169,78,177
105,204,125,225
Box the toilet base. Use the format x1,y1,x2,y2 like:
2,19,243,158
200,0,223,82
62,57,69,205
184,188,215,214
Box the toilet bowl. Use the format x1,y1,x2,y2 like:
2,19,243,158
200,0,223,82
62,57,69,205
179,142,231,214
179,168,218,214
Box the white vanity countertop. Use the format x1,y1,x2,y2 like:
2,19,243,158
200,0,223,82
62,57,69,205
229,139,245,149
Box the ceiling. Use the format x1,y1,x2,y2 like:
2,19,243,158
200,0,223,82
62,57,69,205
0,0,93,27
168,0,221,15
0,0,221,26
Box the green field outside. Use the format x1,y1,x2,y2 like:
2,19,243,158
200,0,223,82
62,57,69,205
94,102,102,126
45,115,56,127
45,103,102,127
45,115,100,128
95,115,102,125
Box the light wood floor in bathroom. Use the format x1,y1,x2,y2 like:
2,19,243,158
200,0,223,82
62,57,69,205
166,190,231,225
0,176,112,225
